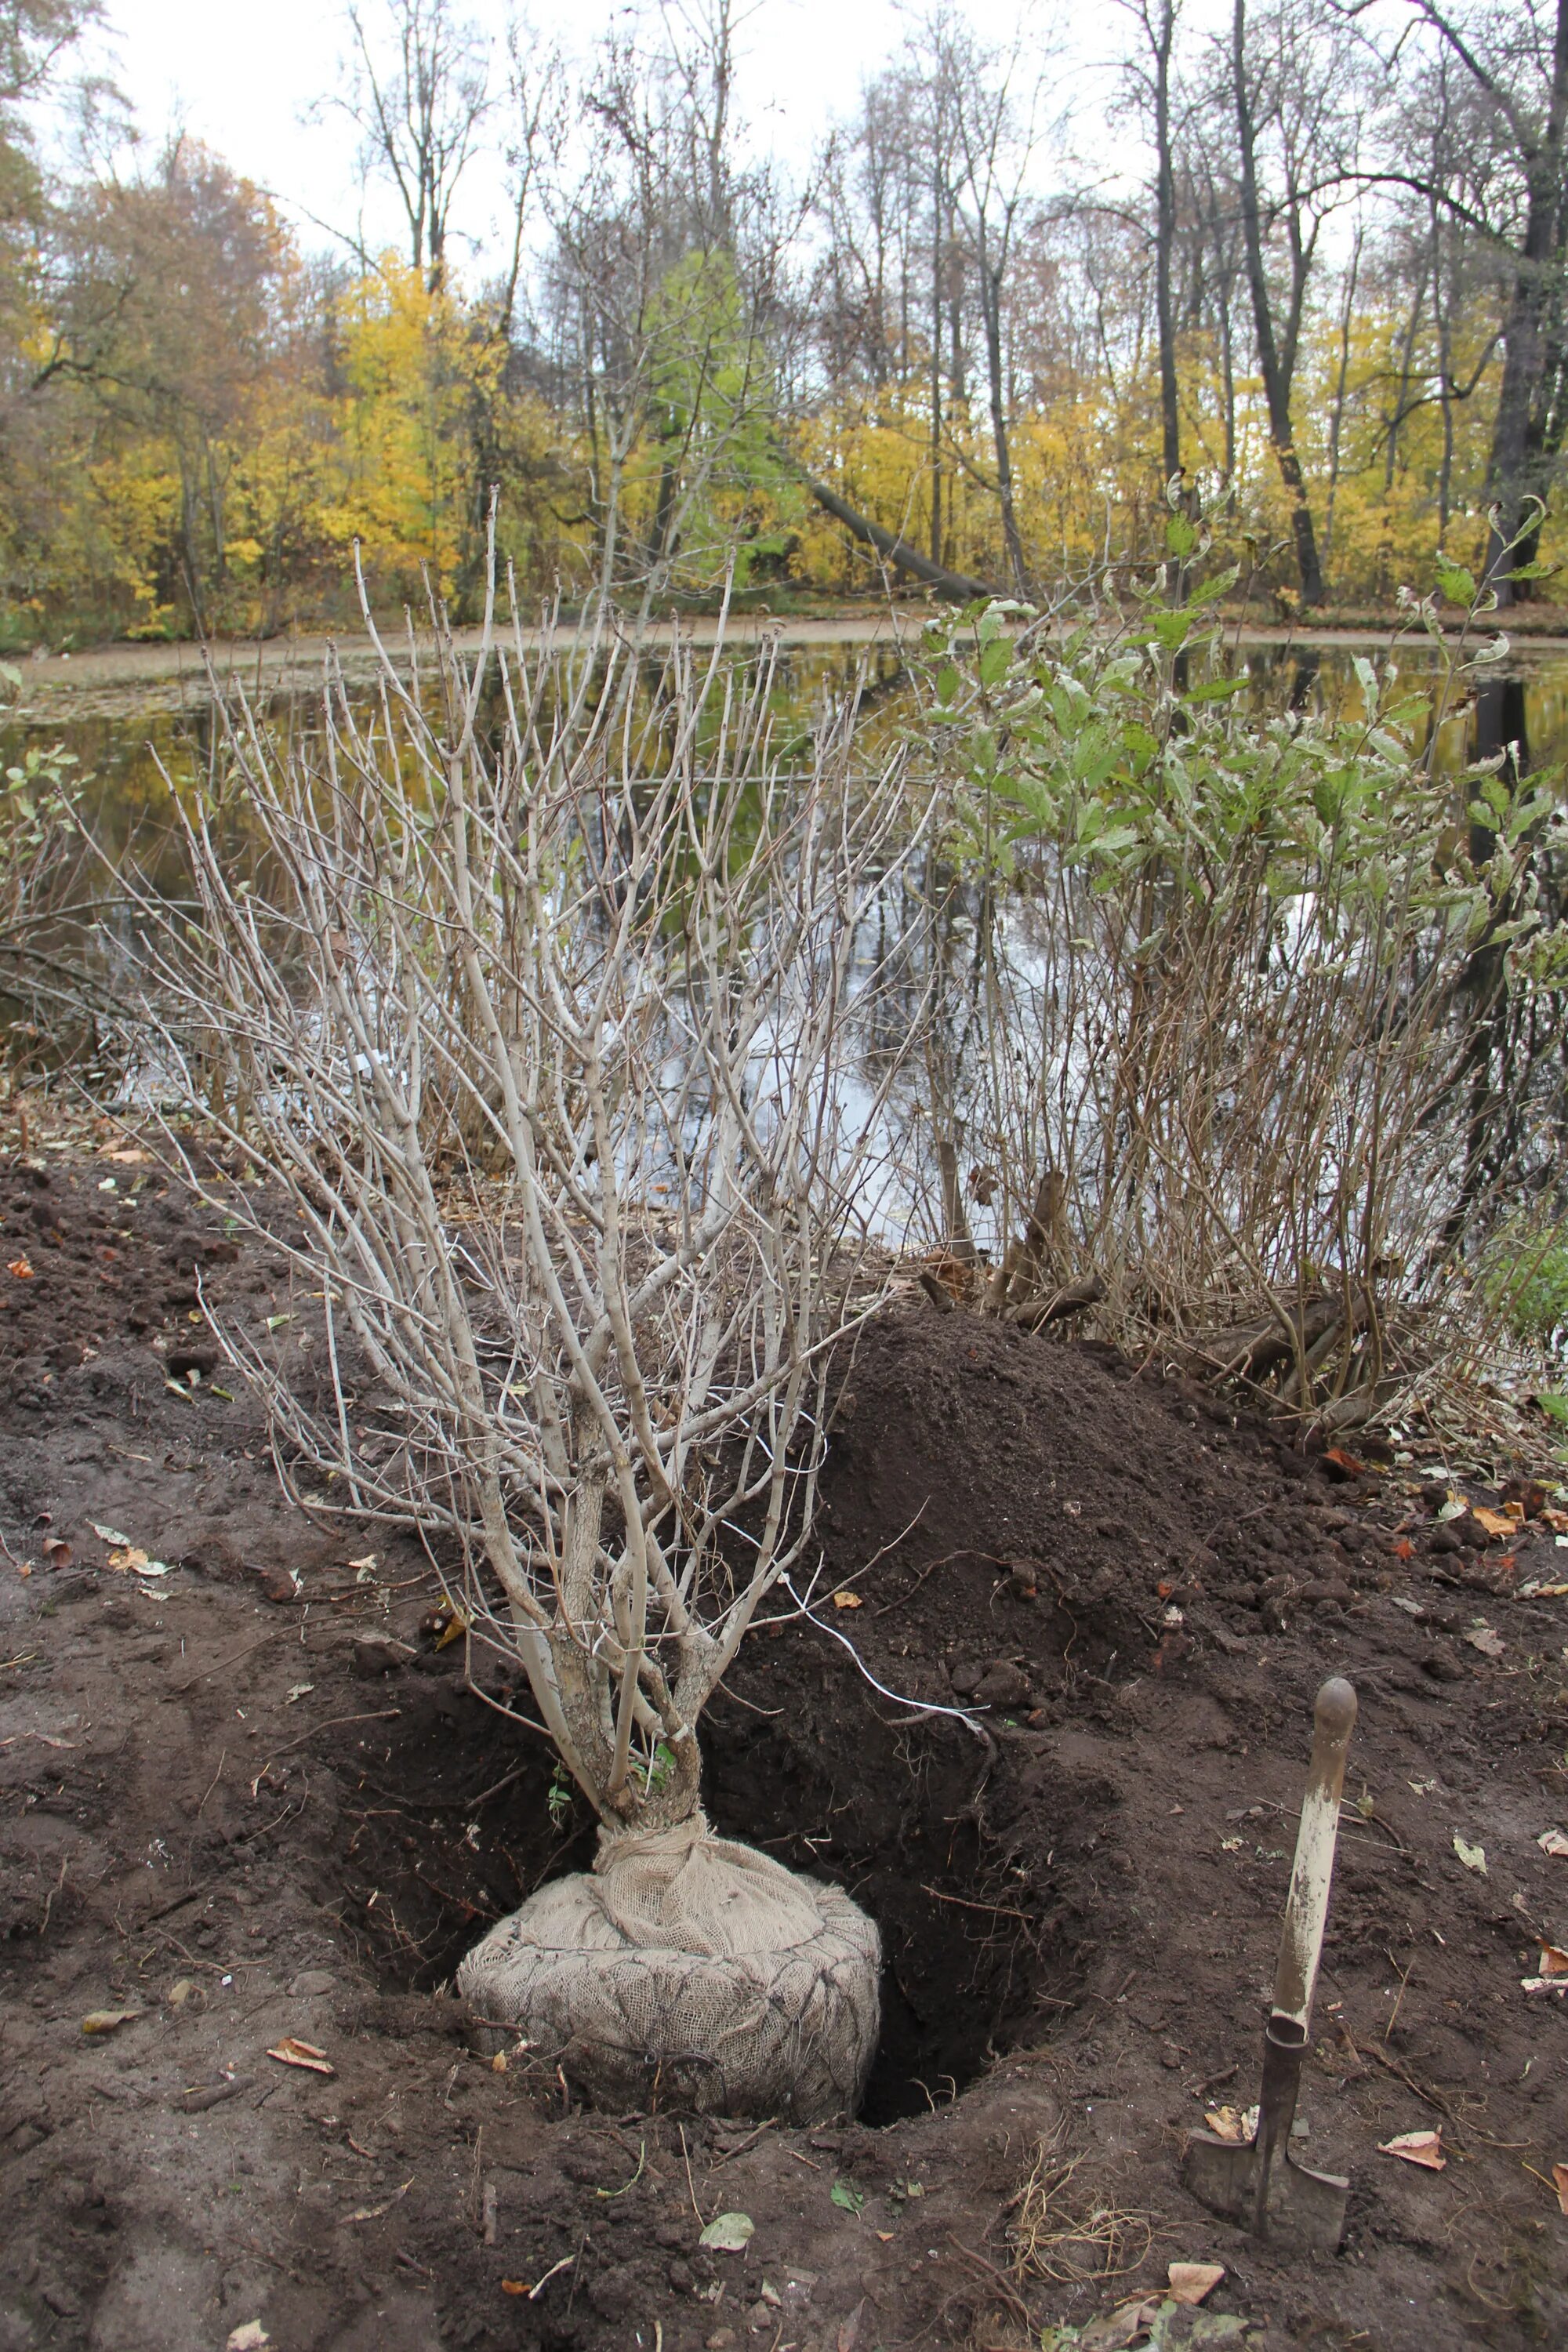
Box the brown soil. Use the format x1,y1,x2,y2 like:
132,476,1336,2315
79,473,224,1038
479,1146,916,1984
2,1148,1566,2352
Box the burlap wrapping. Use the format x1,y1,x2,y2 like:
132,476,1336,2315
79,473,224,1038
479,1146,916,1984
458,1812,880,2122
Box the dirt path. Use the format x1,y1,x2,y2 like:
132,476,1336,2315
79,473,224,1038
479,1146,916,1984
9,608,1568,727
1,1136,1565,2350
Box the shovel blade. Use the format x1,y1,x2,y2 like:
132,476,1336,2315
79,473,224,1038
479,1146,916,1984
1184,2129,1349,2252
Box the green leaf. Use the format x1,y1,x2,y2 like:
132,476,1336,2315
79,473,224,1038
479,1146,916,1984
978,636,1011,690
936,664,961,708
1436,557,1477,608
1166,514,1197,559
829,2179,866,2214
1186,564,1240,608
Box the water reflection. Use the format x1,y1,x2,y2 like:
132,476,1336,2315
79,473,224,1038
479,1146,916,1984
2,640,1563,875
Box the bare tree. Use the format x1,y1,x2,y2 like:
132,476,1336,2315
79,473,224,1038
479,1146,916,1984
1380,1,1568,601
337,0,492,291
1117,0,1186,494
1227,0,1364,606
942,16,1048,594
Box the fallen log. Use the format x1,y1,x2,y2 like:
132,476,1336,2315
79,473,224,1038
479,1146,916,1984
804,475,1000,604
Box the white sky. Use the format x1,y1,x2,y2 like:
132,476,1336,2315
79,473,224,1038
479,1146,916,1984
83,0,945,275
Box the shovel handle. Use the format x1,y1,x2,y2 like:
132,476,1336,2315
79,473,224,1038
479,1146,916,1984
1271,1675,1356,2032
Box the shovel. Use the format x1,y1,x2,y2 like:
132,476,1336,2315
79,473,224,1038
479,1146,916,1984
1183,1673,1357,2251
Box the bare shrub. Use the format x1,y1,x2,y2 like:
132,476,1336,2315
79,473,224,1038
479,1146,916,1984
132,585,927,1836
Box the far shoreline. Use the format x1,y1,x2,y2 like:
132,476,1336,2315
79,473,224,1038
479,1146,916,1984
7,601,1568,726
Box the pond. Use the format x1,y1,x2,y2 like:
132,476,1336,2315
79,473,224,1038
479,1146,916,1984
4,632,1566,894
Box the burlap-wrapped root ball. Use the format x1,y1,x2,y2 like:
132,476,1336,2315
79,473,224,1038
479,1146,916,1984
458,1812,880,2123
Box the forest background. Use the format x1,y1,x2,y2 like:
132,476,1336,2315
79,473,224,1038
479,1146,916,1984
3,0,1568,646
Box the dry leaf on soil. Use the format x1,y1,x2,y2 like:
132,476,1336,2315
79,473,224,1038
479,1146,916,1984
1552,2163,1568,2218
1465,1626,1504,1658
1538,1944,1568,1976
699,2212,755,2252
266,2036,335,2076
1453,1834,1487,1875
225,2328,269,2352
1379,2129,1446,2170
6,1256,34,1279
1539,1829,1568,1859
80,2009,140,2035
1167,2262,1225,2305
1201,2106,1258,2143
1470,1506,1516,1539
833,1592,863,1610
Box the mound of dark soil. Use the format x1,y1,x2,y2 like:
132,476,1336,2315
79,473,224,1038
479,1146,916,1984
2,1160,1566,2352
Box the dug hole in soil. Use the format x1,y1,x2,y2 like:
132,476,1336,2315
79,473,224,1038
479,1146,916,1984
1,1139,1566,2351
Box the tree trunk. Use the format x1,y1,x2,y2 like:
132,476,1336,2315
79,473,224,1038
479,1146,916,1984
979,256,1026,593
1152,0,1181,490
804,473,998,601
1232,0,1324,607
1483,0,1568,601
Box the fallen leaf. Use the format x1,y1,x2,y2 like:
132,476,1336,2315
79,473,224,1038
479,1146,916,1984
1436,1494,1468,1522
436,1607,467,1650
833,1591,863,1610
1471,1506,1515,1539
6,1255,34,1279
700,2211,755,2252
81,2009,140,2035
1539,1944,1568,1976
1453,1833,1487,1875
285,1682,314,1704
1539,1829,1568,1859
1167,2262,1225,2305
102,1148,149,1164
42,1539,71,1570
264,1312,292,1330
104,1544,173,1578
1552,2162,1568,2218
829,2178,866,2214
225,2327,270,2352
1465,1626,1504,1658
1392,1537,1416,1562
1521,1976,1568,1993
89,1521,132,1547
1545,1506,1568,1534
501,2281,528,2296
168,1979,200,2009
1379,2129,1446,2170
267,2036,335,2076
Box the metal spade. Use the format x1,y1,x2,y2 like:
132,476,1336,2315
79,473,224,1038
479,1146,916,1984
1183,1674,1357,2251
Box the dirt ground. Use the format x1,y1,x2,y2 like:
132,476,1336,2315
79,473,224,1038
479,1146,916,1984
11,610,1568,727
2,1137,1566,2352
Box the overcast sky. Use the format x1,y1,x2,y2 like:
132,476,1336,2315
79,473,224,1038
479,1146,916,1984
85,0,952,274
